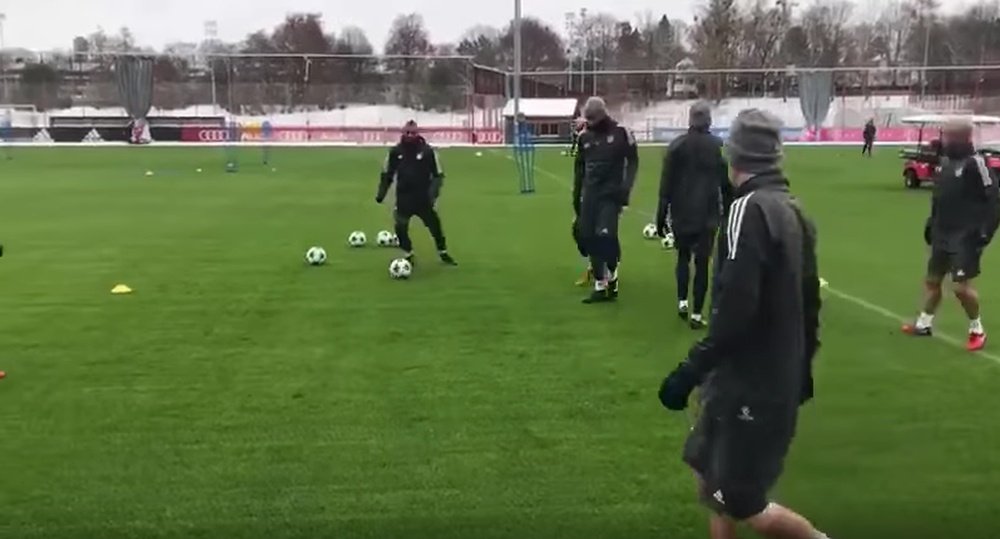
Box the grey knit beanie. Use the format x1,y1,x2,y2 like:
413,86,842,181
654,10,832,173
726,108,784,174
689,101,712,129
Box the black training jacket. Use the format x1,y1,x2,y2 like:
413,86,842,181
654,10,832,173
572,119,639,215
927,152,1000,252
656,127,732,235
864,123,876,142
377,137,444,204
683,173,821,411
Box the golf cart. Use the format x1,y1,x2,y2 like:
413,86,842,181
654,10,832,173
900,114,1000,189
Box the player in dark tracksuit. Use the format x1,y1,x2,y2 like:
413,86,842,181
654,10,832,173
657,102,732,329
862,119,876,157
573,96,639,304
659,109,828,539
376,121,457,266
903,118,999,351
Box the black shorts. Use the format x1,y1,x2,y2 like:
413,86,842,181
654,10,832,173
683,401,797,520
577,196,621,240
395,196,436,220
675,228,717,258
927,244,982,282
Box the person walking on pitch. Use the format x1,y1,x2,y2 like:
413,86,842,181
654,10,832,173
902,118,998,351
862,118,877,157
658,109,826,539
572,96,639,303
376,120,457,266
657,101,731,329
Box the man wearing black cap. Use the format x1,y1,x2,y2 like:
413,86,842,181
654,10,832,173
376,120,457,266
657,101,731,329
658,109,827,539
902,117,999,351
573,96,639,304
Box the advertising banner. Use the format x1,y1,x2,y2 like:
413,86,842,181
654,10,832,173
180,126,504,145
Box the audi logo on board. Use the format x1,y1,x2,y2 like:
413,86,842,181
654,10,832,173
197,129,233,142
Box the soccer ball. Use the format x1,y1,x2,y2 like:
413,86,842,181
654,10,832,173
662,232,675,250
376,230,396,247
389,258,413,280
642,223,659,240
305,246,327,265
348,231,367,247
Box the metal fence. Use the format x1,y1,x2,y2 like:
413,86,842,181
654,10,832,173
0,53,505,130
3,54,1000,144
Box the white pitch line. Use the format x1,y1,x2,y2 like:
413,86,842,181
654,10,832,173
823,285,1000,365
519,158,1000,365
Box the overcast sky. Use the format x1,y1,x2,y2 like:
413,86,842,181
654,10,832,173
0,0,974,52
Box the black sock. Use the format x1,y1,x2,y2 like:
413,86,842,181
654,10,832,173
421,210,448,252
394,223,412,253
693,253,710,314
589,255,606,282
676,247,692,303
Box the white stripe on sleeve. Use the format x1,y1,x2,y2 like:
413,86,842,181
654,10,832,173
972,155,992,186
727,193,755,260
434,149,444,176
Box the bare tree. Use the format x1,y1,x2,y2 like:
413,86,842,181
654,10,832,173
331,27,378,104
384,14,433,108
499,17,567,71
737,0,792,68
690,0,741,68
457,25,504,67
637,13,686,69
800,0,855,67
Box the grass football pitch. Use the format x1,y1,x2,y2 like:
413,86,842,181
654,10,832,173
1,145,999,539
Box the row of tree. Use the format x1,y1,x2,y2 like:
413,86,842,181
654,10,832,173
11,0,1000,112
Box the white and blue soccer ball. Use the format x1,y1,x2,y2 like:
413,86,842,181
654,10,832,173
662,232,675,250
642,223,658,240
376,230,398,247
389,258,412,280
305,246,327,266
348,231,367,248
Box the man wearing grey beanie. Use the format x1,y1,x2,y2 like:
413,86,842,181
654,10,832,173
657,101,731,329
658,109,828,539
572,96,640,304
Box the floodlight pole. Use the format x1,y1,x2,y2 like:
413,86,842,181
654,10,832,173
205,21,219,113
513,0,522,122
0,13,7,103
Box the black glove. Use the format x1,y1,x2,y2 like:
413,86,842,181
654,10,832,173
658,362,700,411
376,195,385,204
923,220,932,246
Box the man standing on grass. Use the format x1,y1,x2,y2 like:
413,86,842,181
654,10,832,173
658,109,827,539
862,118,876,157
903,118,998,351
656,101,731,329
376,120,457,267
572,96,639,304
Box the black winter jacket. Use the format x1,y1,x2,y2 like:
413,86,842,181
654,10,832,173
572,118,639,214
377,137,444,205
657,127,732,235
927,151,1000,252
683,173,821,411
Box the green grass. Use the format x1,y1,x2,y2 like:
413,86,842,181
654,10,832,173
0,144,999,539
